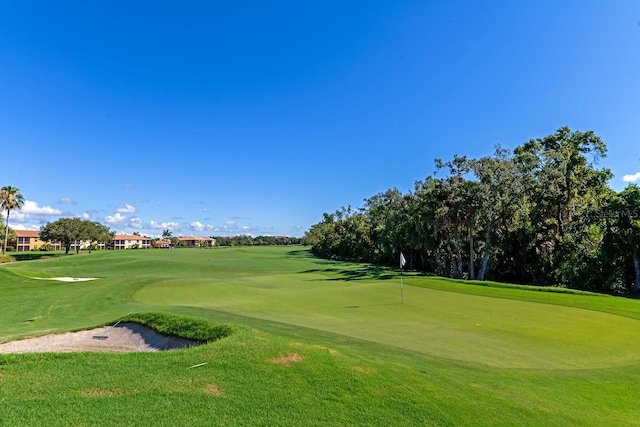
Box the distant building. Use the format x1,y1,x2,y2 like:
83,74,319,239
153,239,172,248
13,230,62,251
112,234,152,249
70,241,107,251
177,236,215,247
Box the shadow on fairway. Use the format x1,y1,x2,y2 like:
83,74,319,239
302,265,398,281
286,249,313,258
10,253,64,262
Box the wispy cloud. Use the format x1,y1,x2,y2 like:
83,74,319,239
129,217,144,229
116,204,137,214
58,197,77,205
149,220,180,230
622,172,640,182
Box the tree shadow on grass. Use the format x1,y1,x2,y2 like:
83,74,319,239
288,250,343,266
10,253,64,262
301,264,398,282
286,249,313,258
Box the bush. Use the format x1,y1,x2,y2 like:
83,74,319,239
0,254,16,264
118,312,235,342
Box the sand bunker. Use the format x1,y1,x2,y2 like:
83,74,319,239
0,322,199,354
33,277,100,282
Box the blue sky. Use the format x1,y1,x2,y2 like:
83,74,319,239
2,1,639,237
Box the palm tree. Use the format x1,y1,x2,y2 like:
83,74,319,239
1,186,25,255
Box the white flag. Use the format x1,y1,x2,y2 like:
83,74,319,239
400,252,406,269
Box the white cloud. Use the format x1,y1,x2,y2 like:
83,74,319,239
4,200,63,226
104,213,128,224
58,197,77,205
190,221,215,231
8,223,40,231
149,220,180,230
116,204,137,214
622,172,640,182
129,217,143,229
190,221,205,231
19,200,63,216
75,212,92,220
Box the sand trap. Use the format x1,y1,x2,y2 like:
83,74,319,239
33,277,100,282
0,322,200,354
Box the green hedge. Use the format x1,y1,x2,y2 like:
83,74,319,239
119,312,235,342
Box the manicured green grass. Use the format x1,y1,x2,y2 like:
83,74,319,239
2,247,640,426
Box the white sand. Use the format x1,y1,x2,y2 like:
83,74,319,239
0,323,199,354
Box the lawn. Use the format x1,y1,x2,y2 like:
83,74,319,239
1,247,640,426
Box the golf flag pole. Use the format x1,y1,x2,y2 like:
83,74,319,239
399,252,406,304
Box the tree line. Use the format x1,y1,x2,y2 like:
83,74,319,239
214,235,302,247
302,127,640,293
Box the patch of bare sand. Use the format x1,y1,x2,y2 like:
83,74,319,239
204,384,224,396
0,322,199,354
271,353,304,364
353,366,377,374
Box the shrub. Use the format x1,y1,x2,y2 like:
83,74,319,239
0,254,16,264
118,312,235,342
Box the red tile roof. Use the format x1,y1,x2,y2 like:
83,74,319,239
113,234,150,240
13,230,40,238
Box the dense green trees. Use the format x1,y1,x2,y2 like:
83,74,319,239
1,186,25,255
40,218,113,254
304,127,639,292
214,235,302,247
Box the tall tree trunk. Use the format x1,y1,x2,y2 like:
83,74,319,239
633,249,640,293
478,231,492,281
445,240,452,277
434,250,443,276
453,239,463,279
468,229,475,280
65,243,71,255
3,211,9,255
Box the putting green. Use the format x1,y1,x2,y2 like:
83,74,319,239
134,273,640,369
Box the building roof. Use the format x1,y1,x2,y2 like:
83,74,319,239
13,230,40,238
113,234,151,240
